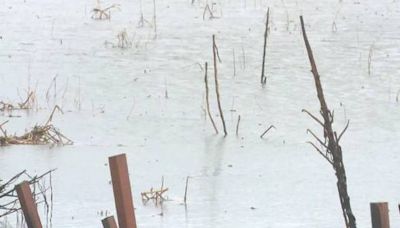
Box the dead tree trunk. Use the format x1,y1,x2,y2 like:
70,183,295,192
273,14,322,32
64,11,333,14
300,16,356,228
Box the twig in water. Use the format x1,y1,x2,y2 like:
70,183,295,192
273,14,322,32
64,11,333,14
153,0,157,39
236,115,241,136
203,4,215,20
368,44,374,76
91,0,120,20
141,177,168,205
212,35,227,136
261,7,270,85
204,62,219,134
260,125,275,138
232,48,236,77
241,45,246,70
184,176,189,204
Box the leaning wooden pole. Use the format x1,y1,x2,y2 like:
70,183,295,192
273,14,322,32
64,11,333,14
109,154,137,228
102,216,118,228
260,7,270,85
204,62,219,134
212,35,227,136
370,202,390,228
15,181,43,228
300,16,356,228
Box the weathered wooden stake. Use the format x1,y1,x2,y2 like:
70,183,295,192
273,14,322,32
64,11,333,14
15,181,42,228
370,202,390,228
109,154,137,228
102,216,118,228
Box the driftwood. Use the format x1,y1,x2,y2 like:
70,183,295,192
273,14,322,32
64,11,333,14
300,16,356,228
0,106,73,146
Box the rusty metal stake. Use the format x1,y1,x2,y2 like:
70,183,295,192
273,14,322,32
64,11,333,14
15,181,43,228
109,154,137,228
370,202,390,228
102,216,118,228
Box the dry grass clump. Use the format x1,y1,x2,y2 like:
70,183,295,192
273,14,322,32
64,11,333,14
141,177,168,205
117,29,132,48
0,106,73,146
0,91,36,112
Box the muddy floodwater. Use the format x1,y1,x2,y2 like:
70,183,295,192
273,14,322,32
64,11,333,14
1,0,400,227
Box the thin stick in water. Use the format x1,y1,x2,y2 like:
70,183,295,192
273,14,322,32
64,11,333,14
260,7,270,85
153,0,157,39
260,124,275,138
212,35,227,136
204,62,219,134
232,48,236,77
184,176,189,204
236,115,241,136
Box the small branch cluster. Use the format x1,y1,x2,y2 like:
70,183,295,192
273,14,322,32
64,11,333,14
141,177,168,205
0,169,55,220
91,0,120,20
203,2,220,20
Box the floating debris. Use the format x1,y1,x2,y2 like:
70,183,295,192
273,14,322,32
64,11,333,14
0,106,73,146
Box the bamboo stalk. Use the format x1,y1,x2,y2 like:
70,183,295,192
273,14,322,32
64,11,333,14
212,35,227,136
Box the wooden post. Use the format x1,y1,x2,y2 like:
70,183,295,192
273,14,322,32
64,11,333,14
102,216,118,228
15,181,42,228
370,202,390,228
109,154,137,228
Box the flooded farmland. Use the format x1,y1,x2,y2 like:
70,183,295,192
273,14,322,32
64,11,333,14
1,0,400,227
